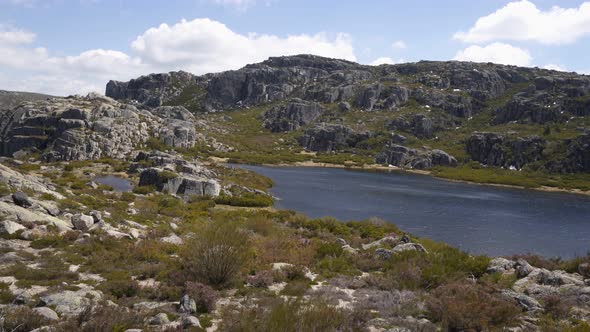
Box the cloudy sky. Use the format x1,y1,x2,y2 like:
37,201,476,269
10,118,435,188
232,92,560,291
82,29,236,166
1,0,590,95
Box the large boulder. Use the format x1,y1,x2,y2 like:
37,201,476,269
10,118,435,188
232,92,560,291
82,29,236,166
138,168,220,198
12,191,32,208
71,214,95,232
39,288,103,315
298,124,371,152
0,220,26,235
262,98,324,132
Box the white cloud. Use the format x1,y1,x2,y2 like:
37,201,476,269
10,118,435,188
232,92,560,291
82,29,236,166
391,40,406,49
454,0,590,45
0,25,35,44
0,18,357,95
543,64,567,71
131,18,356,74
211,0,255,10
369,57,396,66
453,42,532,66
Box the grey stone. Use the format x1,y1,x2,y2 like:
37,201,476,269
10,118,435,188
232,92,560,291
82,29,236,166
0,220,26,235
71,214,95,231
181,315,202,328
501,290,543,312
487,257,516,274
376,143,457,169
32,307,59,321
263,98,324,132
149,313,170,325
391,242,427,253
12,191,32,208
179,294,197,314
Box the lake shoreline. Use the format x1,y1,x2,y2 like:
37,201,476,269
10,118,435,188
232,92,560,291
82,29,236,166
214,158,590,197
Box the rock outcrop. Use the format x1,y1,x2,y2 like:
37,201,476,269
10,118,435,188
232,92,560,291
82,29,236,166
376,142,457,169
466,132,545,169
133,151,220,198
495,77,590,124
0,93,198,160
298,124,371,152
106,71,199,108
262,98,324,132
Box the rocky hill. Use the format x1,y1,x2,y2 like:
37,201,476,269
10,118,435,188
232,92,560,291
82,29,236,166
105,55,590,191
0,90,55,111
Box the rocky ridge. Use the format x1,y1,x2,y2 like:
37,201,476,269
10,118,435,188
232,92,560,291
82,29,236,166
106,55,590,175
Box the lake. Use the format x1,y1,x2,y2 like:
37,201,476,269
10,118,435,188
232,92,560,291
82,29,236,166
94,175,134,192
239,165,590,258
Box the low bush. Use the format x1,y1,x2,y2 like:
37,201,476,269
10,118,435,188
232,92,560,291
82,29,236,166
99,272,140,298
2,261,78,288
214,192,273,207
247,270,274,288
61,301,144,332
218,297,363,332
426,281,521,331
0,306,50,332
132,185,156,195
0,282,13,304
182,221,252,287
315,242,344,259
185,281,218,313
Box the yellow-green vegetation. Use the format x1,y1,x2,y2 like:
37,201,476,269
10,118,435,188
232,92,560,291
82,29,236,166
432,165,590,191
182,80,590,193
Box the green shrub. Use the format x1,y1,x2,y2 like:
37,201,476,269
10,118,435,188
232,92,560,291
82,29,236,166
316,242,344,259
214,192,273,207
218,297,360,332
158,170,178,182
99,272,140,298
61,302,144,332
132,185,155,195
2,261,78,287
182,221,252,287
0,282,13,304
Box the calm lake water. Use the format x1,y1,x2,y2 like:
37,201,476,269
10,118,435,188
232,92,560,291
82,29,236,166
240,165,590,258
94,175,134,192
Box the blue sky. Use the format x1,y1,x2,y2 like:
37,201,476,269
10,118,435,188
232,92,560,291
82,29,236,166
1,0,590,95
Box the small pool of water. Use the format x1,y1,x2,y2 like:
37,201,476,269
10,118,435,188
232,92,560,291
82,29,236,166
94,175,134,192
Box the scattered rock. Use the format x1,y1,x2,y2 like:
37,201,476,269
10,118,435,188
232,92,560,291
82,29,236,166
12,191,32,208
181,315,202,329
391,243,427,254
149,313,170,325
39,288,102,315
32,307,59,321
487,257,516,274
161,233,183,245
501,289,543,312
71,214,95,232
0,220,26,235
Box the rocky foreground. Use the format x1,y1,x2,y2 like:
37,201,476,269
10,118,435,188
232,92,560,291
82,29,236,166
0,56,589,331
0,155,590,331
